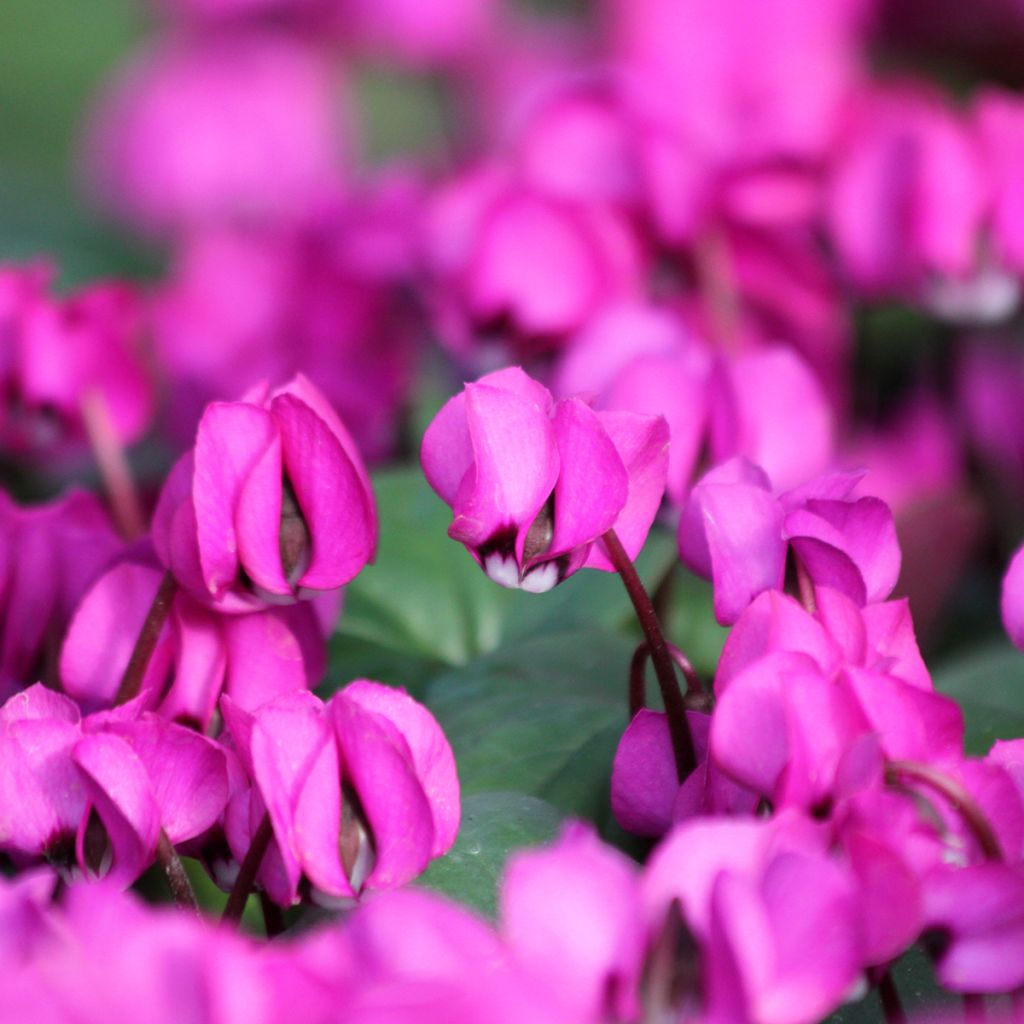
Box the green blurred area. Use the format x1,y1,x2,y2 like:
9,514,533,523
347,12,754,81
0,0,149,284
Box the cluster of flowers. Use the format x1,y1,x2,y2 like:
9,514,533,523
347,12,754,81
4,0,1024,1020
0,371,459,914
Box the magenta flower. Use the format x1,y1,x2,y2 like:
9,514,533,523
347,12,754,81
425,165,644,355
643,812,863,1024
221,681,459,905
83,32,348,233
0,686,229,886
153,373,376,612
1002,541,1024,651
679,459,900,624
421,366,669,592
0,263,153,458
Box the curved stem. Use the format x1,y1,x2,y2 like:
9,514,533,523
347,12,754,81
156,830,198,911
602,529,697,780
223,813,274,925
885,761,1003,862
114,571,177,705
630,641,711,717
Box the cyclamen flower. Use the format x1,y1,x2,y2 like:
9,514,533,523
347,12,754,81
421,366,668,592
221,681,459,905
153,373,377,612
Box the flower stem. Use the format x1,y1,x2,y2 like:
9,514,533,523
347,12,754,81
630,641,710,717
877,970,906,1024
156,830,198,911
602,528,697,780
885,761,1003,861
223,813,274,925
80,389,146,542
114,571,177,705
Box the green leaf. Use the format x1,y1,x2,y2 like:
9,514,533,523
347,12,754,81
424,629,633,801
933,639,1024,756
416,791,563,918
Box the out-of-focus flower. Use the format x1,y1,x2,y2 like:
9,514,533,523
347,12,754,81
1002,542,1024,651
421,366,668,592
0,263,153,458
826,85,988,300
152,373,376,612
643,812,863,1024
83,32,349,233
152,175,421,461
425,165,644,357
0,489,121,700
221,681,459,906
499,823,646,1022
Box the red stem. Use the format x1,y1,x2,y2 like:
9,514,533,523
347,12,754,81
114,571,177,705
223,813,274,925
885,761,1003,861
602,529,697,781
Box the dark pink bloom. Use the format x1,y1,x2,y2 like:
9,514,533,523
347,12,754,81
679,460,900,624
0,686,229,886
0,263,153,457
976,88,1024,279
709,588,963,812
83,32,348,233
153,373,376,612
0,488,121,699
643,812,863,1024
421,366,668,592
60,556,331,726
499,823,646,1022
611,708,756,837
826,85,988,299
425,165,644,356
222,681,459,905
152,176,420,461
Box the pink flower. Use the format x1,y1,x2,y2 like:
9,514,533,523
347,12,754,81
643,812,863,1024
153,374,377,612
0,263,153,457
221,681,459,905
421,366,668,592
83,32,348,233
679,460,900,624
425,165,644,356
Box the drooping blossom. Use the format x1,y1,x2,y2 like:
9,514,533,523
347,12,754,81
0,685,229,887
152,373,377,612
421,366,668,592
679,459,899,624
221,681,459,906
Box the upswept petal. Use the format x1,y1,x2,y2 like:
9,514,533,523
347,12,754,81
339,681,459,857
192,401,279,598
72,732,161,887
272,393,377,591
330,693,436,892
449,382,559,552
